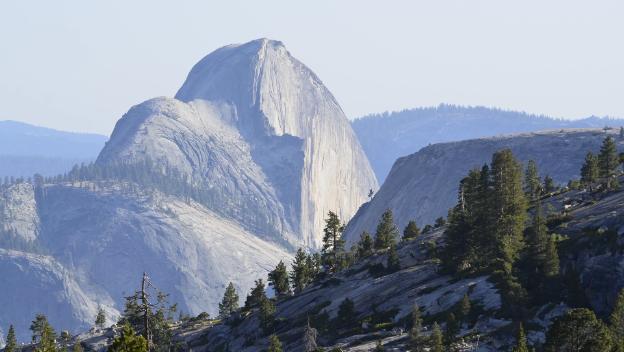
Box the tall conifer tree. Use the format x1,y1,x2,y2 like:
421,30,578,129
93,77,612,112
322,211,345,273
268,261,290,297
4,325,17,352
524,160,541,201
489,149,527,274
581,152,599,187
218,282,239,319
374,209,399,250
599,136,620,190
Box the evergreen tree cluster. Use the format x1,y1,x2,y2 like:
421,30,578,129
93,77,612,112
580,135,623,191
441,149,561,314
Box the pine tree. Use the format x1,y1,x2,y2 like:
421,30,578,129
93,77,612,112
244,279,267,310
95,306,106,329
35,321,57,352
30,314,49,343
290,248,309,293
543,235,560,278
544,308,613,352
374,209,399,250
581,152,599,188
306,253,322,283
267,335,282,352
489,149,527,275
409,303,425,351
4,325,17,352
599,136,620,190
356,231,374,258
610,288,624,350
268,261,290,297
526,200,559,292
430,322,444,352
386,244,400,273
322,211,345,273
459,294,471,322
402,220,420,241
259,297,276,334
524,159,541,201
511,323,529,352
218,282,239,319
302,318,318,352
543,175,556,194
336,298,358,329
108,323,148,352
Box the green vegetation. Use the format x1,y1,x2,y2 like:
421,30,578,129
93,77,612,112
322,211,346,273
511,323,529,352
267,335,282,352
218,282,239,319
4,325,17,352
108,323,148,352
356,231,374,258
268,261,290,297
244,279,267,310
599,136,620,190
544,308,613,352
374,209,399,250
402,220,421,241
95,307,106,329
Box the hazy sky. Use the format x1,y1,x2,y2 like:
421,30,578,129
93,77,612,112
1,1,623,135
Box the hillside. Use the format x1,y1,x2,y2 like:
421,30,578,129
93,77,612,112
352,105,624,182
27,175,624,351
344,128,621,244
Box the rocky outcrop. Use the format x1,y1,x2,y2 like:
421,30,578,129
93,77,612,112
352,104,624,182
0,181,292,341
345,128,621,245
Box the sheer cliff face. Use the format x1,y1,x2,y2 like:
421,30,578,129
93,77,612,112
98,39,377,248
344,129,620,245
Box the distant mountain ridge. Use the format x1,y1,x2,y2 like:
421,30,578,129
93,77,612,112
352,104,624,182
0,120,107,178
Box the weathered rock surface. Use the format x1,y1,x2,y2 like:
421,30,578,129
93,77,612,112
99,38,377,248
0,38,376,340
352,105,624,182
0,181,292,341
345,128,622,245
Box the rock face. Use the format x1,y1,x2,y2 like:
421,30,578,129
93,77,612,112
99,39,377,248
345,128,620,244
0,182,292,342
0,39,376,340
352,105,624,182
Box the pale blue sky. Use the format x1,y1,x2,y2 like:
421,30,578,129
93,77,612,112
1,1,622,135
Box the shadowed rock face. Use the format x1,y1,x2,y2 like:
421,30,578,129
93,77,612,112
345,128,621,245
